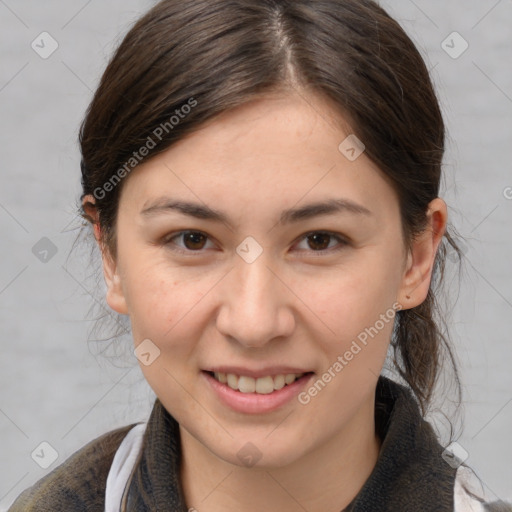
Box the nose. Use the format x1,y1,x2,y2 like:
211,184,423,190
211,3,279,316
215,253,295,348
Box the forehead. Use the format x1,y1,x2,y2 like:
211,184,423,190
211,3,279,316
119,92,399,222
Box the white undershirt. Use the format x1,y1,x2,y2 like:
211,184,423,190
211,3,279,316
453,465,487,512
104,423,146,512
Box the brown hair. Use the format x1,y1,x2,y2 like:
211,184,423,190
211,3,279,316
78,0,463,415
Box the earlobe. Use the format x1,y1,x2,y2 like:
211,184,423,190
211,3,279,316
398,198,447,309
102,252,129,315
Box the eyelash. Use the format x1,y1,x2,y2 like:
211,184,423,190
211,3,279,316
161,230,349,256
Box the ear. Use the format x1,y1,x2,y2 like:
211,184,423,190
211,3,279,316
82,195,129,315
397,198,447,309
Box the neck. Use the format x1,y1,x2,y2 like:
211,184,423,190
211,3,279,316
179,396,381,512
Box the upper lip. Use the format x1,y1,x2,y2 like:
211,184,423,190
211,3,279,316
203,366,314,379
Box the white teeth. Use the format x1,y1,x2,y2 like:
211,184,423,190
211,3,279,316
285,373,296,385
238,375,256,393
220,373,228,384
273,374,285,390
255,376,274,394
214,372,227,384
227,373,238,390
212,372,306,394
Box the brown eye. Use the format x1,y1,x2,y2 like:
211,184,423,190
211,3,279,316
306,233,332,251
182,232,207,250
294,231,348,254
164,230,214,253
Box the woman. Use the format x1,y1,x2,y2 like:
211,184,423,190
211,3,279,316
9,0,511,510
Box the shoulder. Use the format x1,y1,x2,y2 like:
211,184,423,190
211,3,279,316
454,465,512,512
8,424,135,512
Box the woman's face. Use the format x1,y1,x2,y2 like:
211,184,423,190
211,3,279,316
98,92,441,468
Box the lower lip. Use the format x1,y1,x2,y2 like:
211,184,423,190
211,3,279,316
201,371,314,414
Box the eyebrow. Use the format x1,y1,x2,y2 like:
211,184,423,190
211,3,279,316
140,197,373,227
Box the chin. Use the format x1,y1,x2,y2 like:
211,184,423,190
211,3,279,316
206,432,307,470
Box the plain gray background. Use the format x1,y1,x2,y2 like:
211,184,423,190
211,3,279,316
0,0,511,508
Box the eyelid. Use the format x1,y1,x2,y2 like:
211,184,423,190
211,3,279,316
162,230,217,255
292,231,349,254
162,229,349,255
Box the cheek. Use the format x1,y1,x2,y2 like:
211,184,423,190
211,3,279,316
290,253,403,387
294,257,401,340
122,260,206,343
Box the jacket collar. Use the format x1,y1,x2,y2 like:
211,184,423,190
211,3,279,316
124,375,456,511
345,375,456,511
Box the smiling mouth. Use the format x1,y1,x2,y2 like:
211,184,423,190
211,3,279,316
205,371,315,394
